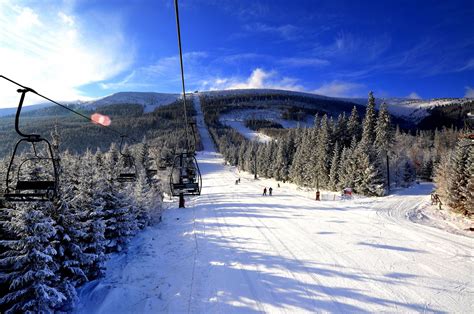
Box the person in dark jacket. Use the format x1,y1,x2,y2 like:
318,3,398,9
263,187,267,196
269,187,273,196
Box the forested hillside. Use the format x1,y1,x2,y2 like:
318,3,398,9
0,98,199,158
201,91,473,216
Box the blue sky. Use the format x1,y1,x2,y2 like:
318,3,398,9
0,0,473,107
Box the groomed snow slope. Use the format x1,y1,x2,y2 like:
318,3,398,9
75,95,473,313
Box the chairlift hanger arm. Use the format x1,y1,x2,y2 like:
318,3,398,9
15,89,40,139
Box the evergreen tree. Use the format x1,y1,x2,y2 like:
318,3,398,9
465,145,474,216
312,115,331,188
360,91,377,151
133,169,152,229
339,137,358,190
328,142,340,191
0,202,65,313
102,147,138,253
374,102,393,190
354,148,385,196
347,106,361,143
447,140,470,214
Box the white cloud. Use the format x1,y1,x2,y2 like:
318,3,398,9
0,1,132,108
457,59,474,72
407,92,422,99
201,68,304,92
465,86,474,98
313,81,365,97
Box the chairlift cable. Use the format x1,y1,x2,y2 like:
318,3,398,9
0,75,132,140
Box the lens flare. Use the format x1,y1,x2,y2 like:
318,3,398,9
91,113,111,126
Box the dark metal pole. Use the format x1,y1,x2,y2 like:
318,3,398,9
315,176,320,201
254,152,257,180
386,153,390,193
178,153,185,208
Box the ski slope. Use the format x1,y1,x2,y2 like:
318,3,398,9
75,95,473,313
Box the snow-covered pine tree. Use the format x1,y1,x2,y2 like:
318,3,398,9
0,202,65,313
0,202,15,313
360,91,377,151
339,137,359,190
328,142,340,191
53,193,87,310
374,102,393,190
133,168,152,229
273,137,288,181
102,146,138,253
71,150,107,280
313,114,332,189
465,145,474,217
433,150,452,200
347,106,361,144
47,130,89,310
337,146,349,191
238,140,248,171
290,128,312,185
353,148,385,196
334,112,348,145
446,139,470,214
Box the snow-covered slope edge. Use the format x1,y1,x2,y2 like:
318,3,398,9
344,97,473,123
0,92,180,116
85,92,180,113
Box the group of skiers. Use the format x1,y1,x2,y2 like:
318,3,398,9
263,187,273,196
234,176,278,196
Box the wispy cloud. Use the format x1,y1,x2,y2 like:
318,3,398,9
100,52,208,92
218,53,265,65
279,57,330,68
313,81,365,98
243,23,300,40
313,31,391,62
200,68,304,91
407,92,422,99
457,58,474,72
465,86,474,98
0,0,132,107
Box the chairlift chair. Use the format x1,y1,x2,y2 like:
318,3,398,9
4,89,59,202
169,152,202,196
117,136,137,183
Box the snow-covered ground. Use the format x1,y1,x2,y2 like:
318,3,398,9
75,95,473,313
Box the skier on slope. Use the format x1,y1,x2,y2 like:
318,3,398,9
269,187,273,196
263,187,267,196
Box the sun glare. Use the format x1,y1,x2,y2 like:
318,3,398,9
91,113,111,126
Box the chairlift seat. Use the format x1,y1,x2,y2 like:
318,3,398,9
117,173,137,182
4,190,55,202
16,180,55,190
171,182,199,195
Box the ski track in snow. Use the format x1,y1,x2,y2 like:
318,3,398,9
75,95,474,314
